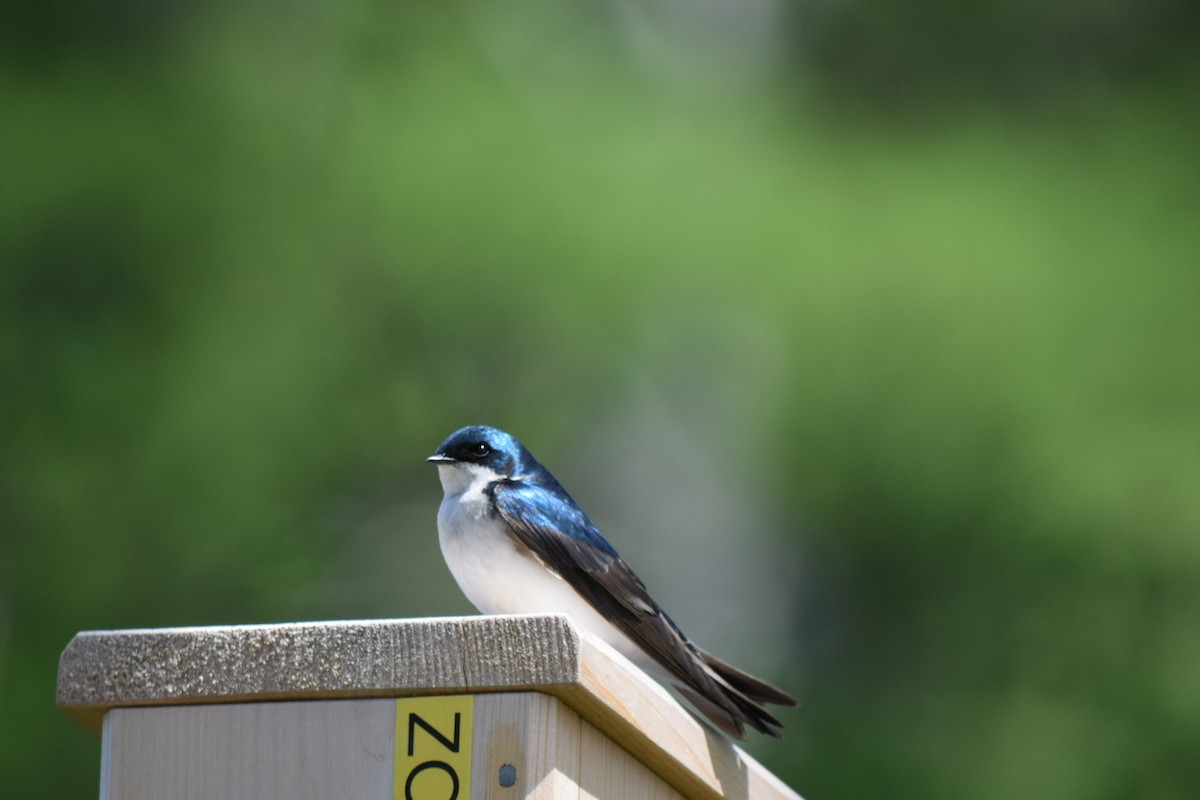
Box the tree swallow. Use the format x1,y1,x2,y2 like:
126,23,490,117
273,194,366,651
428,424,797,739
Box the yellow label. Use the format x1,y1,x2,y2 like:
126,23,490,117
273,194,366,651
394,695,474,800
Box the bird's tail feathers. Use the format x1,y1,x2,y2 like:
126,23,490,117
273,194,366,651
672,646,797,740
676,680,785,740
697,647,799,707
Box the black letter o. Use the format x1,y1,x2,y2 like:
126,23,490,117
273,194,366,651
405,760,459,800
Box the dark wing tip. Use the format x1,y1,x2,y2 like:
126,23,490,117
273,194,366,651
697,646,799,707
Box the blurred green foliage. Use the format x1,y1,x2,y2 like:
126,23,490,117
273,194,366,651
2,1,1199,798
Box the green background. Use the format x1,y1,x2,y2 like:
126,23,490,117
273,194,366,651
2,1,1198,797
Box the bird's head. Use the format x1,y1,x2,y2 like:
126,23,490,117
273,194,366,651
428,425,528,491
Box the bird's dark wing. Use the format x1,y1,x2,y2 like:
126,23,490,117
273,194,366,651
490,476,789,738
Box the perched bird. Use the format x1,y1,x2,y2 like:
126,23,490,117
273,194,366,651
428,424,797,738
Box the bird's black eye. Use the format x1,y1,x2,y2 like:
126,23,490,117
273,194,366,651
471,442,491,458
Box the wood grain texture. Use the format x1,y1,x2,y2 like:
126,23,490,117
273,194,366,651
101,700,395,800
578,718,684,800
59,616,581,733
98,694,695,800
473,693,582,799
60,615,802,800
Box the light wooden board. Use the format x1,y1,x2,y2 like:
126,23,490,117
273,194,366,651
100,694,691,799
473,693,582,799
101,699,396,800
578,720,685,800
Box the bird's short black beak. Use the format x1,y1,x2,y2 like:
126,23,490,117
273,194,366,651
426,454,455,463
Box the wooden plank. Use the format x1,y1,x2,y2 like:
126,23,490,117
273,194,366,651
100,699,395,800
58,616,581,733
578,719,684,800
472,693,582,800
96,694,697,800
